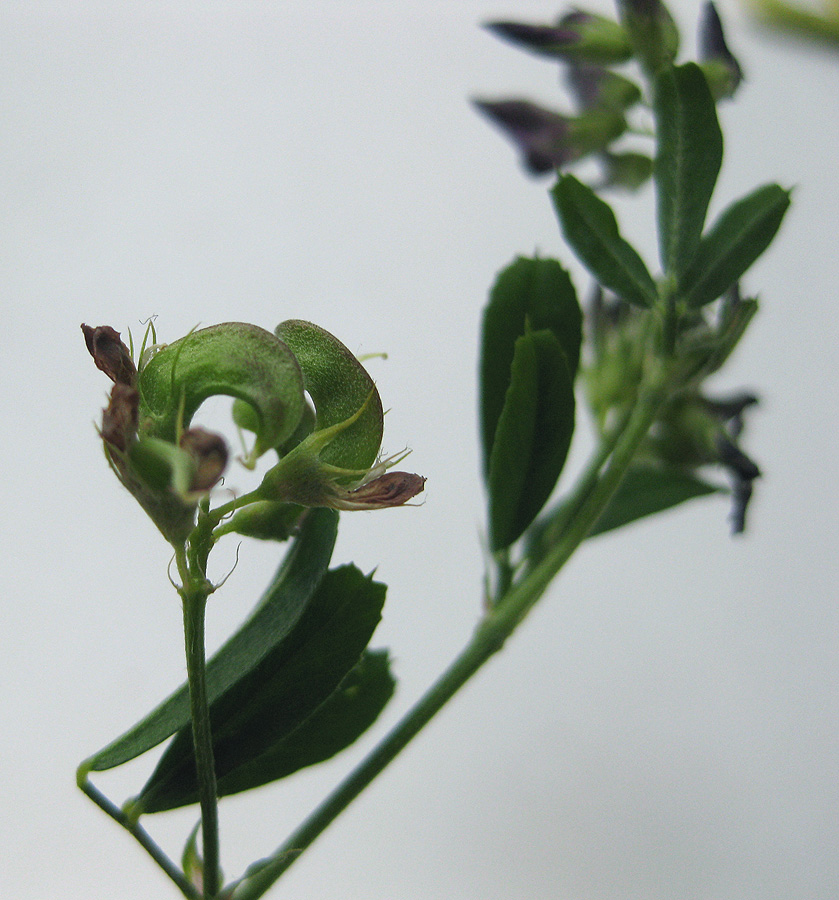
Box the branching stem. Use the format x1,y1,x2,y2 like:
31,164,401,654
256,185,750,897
78,778,201,900
231,364,675,900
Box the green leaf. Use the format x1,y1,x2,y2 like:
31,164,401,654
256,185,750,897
137,564,386,813
552,174,658,307
488,329,575,551
680,184,791,308
480,256,581,477
212,649,395,799
82,508,338,772
589,464,721,537
654,63,723,279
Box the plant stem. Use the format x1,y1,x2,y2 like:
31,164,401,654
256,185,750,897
178,547,221,898
79,778,202,900
748,0,839,46
231,367,673,900
526,399,636,563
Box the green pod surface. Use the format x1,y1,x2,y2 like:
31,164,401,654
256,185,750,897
138,323,305,458
276,320,383,472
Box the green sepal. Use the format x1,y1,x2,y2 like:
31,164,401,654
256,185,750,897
617,0,680,77
276,320,383,472
552,174,658,307
138,323,305,459
589,463,722,537
679,184,791,308
80,508,338,772
220,501,305,542
654,63,723,280
488,329,576,551
480,256,581,478
127,436,197,498
135,564,387,812
109,439,197,544
209,649,395,800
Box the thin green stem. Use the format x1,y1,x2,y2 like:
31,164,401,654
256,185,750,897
527,399,636,562
748,0,839,46
231,367,673,900
178,546,221,898
79,778,201,900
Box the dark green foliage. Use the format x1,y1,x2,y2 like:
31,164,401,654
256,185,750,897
487,329,576,550
212,650,395,799
137,564,387,812
552,175,658,307
480,256,581,476
84,509,339,772
589,464,721,536
680,184,791,307
654,63,723,279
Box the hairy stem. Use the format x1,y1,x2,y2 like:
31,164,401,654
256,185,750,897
178,546,220,898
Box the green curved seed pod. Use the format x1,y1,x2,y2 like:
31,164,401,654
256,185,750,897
275,320,383,472
138,323,305,459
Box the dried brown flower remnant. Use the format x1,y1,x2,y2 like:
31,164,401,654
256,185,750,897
337,472,426,510
180,427,229,493
81,324,137,386
101,382,139,453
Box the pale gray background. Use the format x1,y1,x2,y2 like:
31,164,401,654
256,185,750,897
1,1,837,898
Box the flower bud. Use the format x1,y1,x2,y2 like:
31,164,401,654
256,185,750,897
473,98,626,174
698,2,743,100
485,12,633,65
565,64,642,112
616,0,680,75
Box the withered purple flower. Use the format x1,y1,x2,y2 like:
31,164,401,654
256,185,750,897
180,427,229,494
485,12,632,65
473,99,575,174
81,324,137,387
101,382,139,453
473,98,625,175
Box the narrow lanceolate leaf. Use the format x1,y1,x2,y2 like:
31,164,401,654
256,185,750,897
82,508,338,772
589,464,721,537
136,565,386,813
654,62,723,279
480,256,581,477
212,650,395,799
552,174,658,307
680,184,790,308
488,329,575,551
